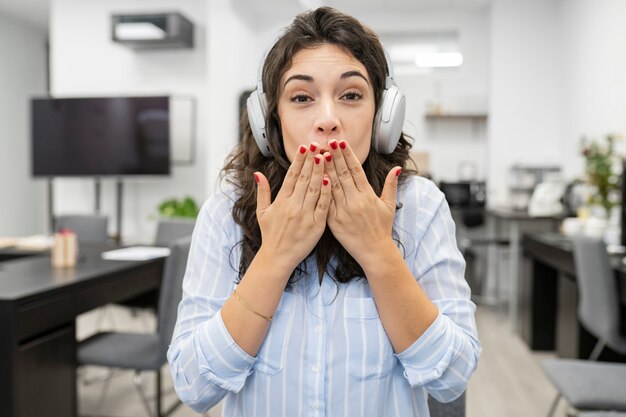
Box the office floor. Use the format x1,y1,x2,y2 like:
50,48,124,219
77,304,570,417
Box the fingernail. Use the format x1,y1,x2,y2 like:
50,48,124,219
395,168,402,177
309,143,317,152
254,173,260,183
314,155,321,165
322,177,329,186
329,140,338,150
299,145,307,154
325,154,332,162
339,140,346,150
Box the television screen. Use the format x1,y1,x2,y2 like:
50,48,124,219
31,96,170,176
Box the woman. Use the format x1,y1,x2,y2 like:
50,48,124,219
168,7,480,416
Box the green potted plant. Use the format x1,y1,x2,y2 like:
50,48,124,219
580,133,622,217
157,196,199,219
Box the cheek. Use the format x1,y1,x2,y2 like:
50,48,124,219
353,125,373,163
280,117,299,162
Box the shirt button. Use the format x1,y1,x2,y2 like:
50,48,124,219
314,325,322,334
312,364,320,373
312,400,320,410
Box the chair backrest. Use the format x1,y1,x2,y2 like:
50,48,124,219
54,214,108,243
571,235,626,354
157,236,192,358
154,219,196,247
429,392,465,417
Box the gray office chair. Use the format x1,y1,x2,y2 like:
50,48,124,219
542,235,626,417
155,218,196,247
429,392,466,417
54,214,109,243
78,236,191,417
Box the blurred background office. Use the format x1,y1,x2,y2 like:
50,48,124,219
1,0,626,416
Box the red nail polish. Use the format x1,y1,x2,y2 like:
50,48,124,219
395,168,402,177
339,140,346,150
322,178,329,186
330,140,338,150
254,173,260,183
314,155,321,165
325,154,332,162
299,145,307,154
309,143,317,152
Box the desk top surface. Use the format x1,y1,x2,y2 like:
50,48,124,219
523,231,626,274
0,244,163,302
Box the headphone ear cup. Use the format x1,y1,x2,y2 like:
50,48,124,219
373,85,406,154
246,90,272,157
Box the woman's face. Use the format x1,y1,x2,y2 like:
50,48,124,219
277,43,376,163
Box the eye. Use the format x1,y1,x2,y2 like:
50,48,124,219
290,94,312,103
341,90,363,101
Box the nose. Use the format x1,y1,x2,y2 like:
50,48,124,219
314,99,340,137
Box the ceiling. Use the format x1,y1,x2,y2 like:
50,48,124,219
0,0,491,32
233,0,491,30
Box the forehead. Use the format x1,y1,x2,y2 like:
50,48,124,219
282,44,370,81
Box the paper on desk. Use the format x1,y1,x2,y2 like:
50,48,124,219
101,246,171,261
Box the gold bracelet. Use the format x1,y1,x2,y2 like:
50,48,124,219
233,289,272,322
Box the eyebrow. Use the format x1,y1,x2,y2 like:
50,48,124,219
340,70,369,84
283,71,370,88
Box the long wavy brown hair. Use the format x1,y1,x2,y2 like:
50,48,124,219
222,7,417,285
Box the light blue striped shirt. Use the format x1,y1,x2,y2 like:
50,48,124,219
167,175,481,416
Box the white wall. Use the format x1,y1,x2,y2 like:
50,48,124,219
558,0,626,178
488,0,563,206
488,0,626,206
50,0,208,243
0,13,48,236
205,1,264,185
364,8,491,182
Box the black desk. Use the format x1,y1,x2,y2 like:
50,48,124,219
520,232,626,361
0,248,46,262
0,244,164,417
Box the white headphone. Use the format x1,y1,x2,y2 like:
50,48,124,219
246,42,406,157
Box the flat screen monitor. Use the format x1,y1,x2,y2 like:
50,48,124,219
31,96,170,177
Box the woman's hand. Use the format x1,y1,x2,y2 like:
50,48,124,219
324,139,401,267
254,144,332,273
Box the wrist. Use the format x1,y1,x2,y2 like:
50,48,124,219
357,238,402,277
254,245,298,280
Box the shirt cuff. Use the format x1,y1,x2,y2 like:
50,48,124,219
194,310,257,393
394,312,454,388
